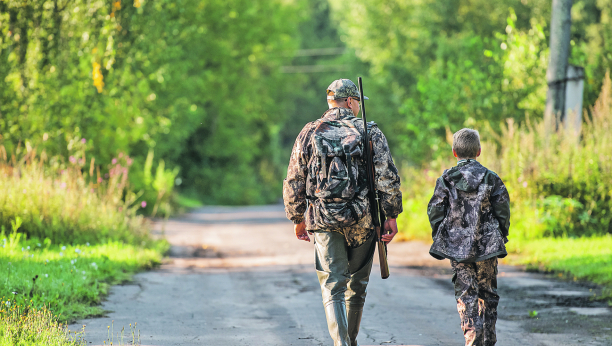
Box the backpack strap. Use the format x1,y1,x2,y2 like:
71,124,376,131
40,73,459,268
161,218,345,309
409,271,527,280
343,144,355,187
320,146,328,179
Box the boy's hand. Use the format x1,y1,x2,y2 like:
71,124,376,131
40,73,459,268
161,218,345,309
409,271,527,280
382,218,398,244
294,221,310,242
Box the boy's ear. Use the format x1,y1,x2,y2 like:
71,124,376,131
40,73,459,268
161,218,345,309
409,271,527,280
453,148,458,158
477,147,481,157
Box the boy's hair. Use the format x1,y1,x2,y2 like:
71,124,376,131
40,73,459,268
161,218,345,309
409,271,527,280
453,128,480,158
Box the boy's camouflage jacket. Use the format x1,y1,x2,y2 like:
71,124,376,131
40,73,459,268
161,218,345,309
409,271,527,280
283,107,402,247
427,159,510,263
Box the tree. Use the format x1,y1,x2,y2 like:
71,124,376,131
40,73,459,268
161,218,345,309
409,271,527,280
544,0,573,131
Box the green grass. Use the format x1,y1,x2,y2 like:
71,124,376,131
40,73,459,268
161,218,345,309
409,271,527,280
505,235,612,300
1,231,168,323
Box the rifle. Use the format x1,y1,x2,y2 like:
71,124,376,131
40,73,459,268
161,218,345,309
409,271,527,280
357,77,390,279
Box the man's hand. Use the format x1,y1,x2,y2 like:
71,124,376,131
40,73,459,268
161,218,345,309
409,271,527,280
381,218,398,244
294,221,310,242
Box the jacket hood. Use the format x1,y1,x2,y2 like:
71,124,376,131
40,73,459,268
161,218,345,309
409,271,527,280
442,160,488,192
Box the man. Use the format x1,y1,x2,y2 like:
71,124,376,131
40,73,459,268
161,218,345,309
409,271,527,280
283,79,403,346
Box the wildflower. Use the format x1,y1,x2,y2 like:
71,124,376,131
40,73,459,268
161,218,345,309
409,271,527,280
27,246,30,250
82,271,86,275
59,252,64,256
37,243,41,247
112,158,118,164
5,301,9,307
523,181,528,188
46,259,49,263
23,189,26,193
141,201,147,208
75,248,81,254
81,138,87,144
45,274,48,278
61,182,67,189
92,61,104,92
22,247,24,251
69,156,77,164
97,177,102,183
86,242,90,247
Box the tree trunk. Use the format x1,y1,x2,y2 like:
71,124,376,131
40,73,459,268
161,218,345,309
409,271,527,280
544,0,573,131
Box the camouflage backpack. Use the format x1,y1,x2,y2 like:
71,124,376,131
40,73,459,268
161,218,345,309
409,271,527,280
307,116,369,229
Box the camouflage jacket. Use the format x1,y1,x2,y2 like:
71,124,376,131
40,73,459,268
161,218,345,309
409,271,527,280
427,159,510,263
283,107,403,247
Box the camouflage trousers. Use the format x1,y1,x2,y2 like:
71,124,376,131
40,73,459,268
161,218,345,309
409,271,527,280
451,257,499,346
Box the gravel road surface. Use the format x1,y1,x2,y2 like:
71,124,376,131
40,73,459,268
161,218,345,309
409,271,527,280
70,205,612,346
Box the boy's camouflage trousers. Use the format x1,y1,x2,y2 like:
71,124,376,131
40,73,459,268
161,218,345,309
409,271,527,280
451,257,499,346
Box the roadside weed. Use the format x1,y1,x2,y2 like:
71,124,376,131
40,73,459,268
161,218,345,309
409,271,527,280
0,299,85,346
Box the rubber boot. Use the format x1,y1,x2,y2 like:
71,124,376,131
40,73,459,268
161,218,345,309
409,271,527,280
344,235,375,346
323,300,351,346
346,307,363,346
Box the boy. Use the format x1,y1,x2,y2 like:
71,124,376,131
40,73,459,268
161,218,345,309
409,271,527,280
427,128,510,346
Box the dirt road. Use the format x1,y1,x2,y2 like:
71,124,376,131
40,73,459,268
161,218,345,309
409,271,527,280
71,205,612,346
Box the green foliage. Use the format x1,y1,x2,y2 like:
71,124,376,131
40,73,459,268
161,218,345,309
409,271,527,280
132,149,179,217
396,13,549,161
0,142,168,326
571,0,612,106
398,73,612,241
537,196,596,237
328,0,612,164
480,72,612,238
0,0,305,205
0,233,167,323
0,148,149,244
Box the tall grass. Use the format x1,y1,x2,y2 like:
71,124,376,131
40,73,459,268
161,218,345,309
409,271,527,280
398,72,612,241
480,71,612,238
0,141,168,341
0,146,148,244
0,299,84,346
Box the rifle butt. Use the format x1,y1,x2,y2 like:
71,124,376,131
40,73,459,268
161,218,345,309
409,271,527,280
375,226,390,279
